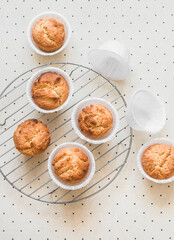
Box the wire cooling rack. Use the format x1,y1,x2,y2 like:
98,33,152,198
0,62,132,204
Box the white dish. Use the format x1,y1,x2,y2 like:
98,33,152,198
88,40,130,81
48,142,95,190
126,89,166,134
27,11,71,56
71,97,120,144
137,138,174,184
26,67,73,114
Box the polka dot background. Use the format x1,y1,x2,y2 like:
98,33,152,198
1,0,174,239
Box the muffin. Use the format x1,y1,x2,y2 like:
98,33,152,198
32,18,65,52
52,148,89,183
13,119,51,156
142,144,174,180
32,72,69,110
78,104,113,138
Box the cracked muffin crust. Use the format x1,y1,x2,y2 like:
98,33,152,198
142,144,174,180
32,18,65,52
52,148,89,183
13,119,51,156
78,104,113,138
32,72,69,110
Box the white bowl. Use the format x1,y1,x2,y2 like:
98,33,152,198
88,40,130,81
27,11,71,56
48,142,95,190
26,67,73,114
137,138,174,184
126,89,166,134
71,98,120,144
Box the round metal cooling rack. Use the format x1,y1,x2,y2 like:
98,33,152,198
0,62,132,204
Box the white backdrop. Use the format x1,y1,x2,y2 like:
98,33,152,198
1,0,174,239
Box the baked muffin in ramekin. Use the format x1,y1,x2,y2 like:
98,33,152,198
137,138,174,183
26,67,73,114
71,98,119,144
13,119,51,156
48,142,95,190
27,12,71,56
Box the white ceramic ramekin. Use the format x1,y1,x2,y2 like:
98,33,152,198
71,98,120,144
88,40,130,81
126,89,166,134
26,67,73,114
27,11,71,56
48,142,95,190
137,138,174,184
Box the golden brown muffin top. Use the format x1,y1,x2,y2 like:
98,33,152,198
32,72,69,110
78,104,113,138
52,148,89,183
13,119,51,156
142,144,174,180
32,18,65,52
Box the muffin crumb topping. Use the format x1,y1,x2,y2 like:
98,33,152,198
142,144,174,180
32,18,65,52
78,104,113,138
32,72,69,110
52,148,89,183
